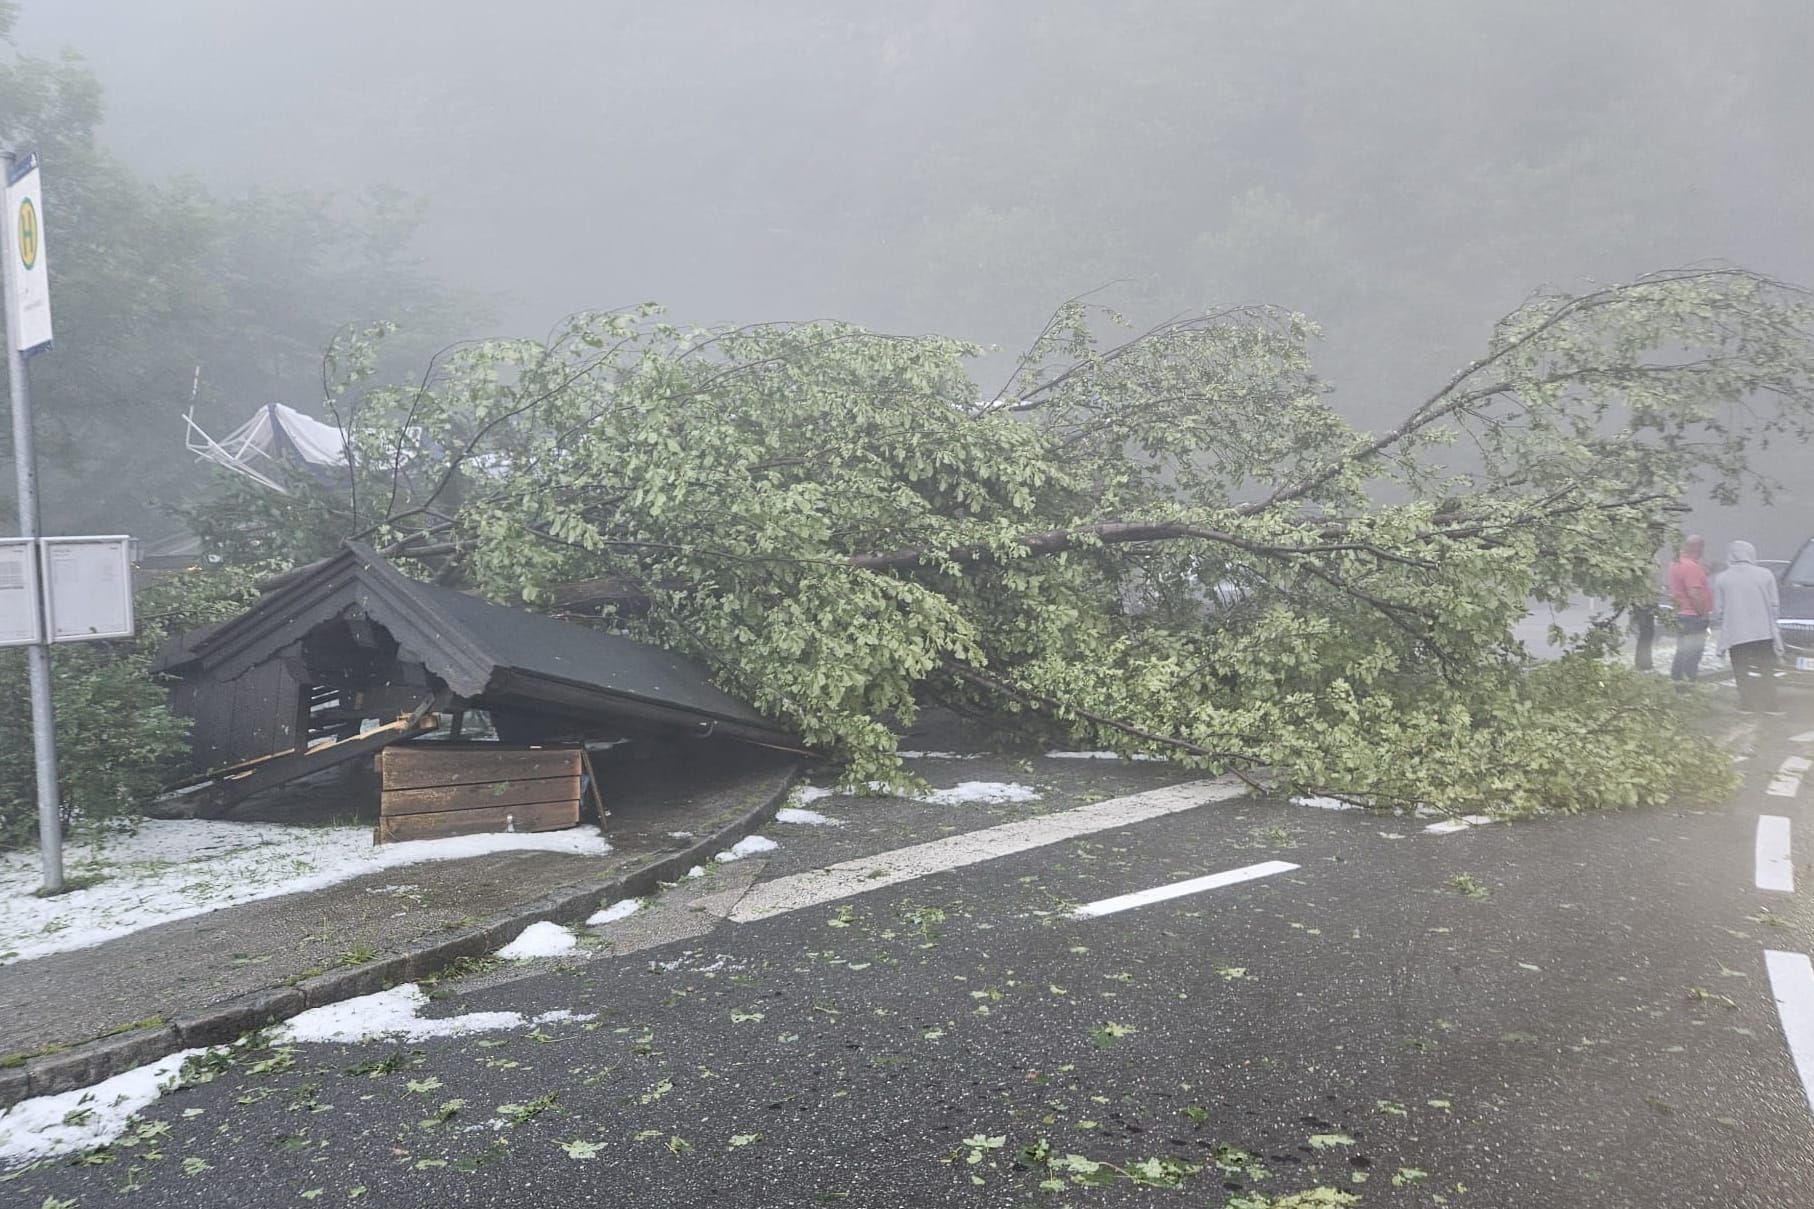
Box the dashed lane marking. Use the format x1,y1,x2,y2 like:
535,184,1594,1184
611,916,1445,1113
1757,815,1795,893
1071,861,1299,918
1765,950,1814,1120
1767,756,1811,798
727,778,1249,924
1424,814,1494,835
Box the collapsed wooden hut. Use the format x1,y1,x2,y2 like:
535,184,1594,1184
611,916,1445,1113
152,543,796,841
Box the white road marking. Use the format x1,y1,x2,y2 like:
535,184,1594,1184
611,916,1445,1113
1791,731,1814,745
1424,814,1494,835
1072,861,1298,918
1768,756,1811,798
727,779,1248,923
1766,950,1814,1120
1293,795,1361,812
1757,815,1795,893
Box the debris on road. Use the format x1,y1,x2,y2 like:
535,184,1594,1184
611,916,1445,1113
919,781,1040,805
586,898,643,925
1044,750,1167,761
1292,795,1362,812
714,835,779,863
273,984,592,1044
0,1048,202,1166
776,807,844,826
496,921,579,960
1423,814,1495,835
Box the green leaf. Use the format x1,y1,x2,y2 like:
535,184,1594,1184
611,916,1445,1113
1090,1021,1137,1048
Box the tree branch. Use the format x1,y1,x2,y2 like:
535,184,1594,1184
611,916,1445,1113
1241,268,1779,514
847,520,1436,572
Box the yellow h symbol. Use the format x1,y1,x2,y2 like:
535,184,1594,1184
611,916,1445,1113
18,197,38,270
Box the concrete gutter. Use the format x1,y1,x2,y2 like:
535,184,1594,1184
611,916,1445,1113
1,765,798,1109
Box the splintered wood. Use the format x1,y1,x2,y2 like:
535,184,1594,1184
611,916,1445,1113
376,745,584,843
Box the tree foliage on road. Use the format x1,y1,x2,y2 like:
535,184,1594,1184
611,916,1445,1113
201,268,1814,814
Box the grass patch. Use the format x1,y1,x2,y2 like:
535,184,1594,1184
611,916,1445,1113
291,814,369,830
31,871,109,897
283,965,330,985
337,943,381,967
0,1041,70,1068
101,1014,167,1037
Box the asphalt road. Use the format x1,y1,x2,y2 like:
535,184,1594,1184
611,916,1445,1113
7,709,1814,1208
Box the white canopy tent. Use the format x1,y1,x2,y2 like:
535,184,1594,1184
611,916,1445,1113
184,403,349,493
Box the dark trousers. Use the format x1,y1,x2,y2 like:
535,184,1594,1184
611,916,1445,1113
1671,615,1707,681
1730,639,1779,711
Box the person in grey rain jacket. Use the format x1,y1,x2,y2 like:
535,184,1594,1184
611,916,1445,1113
1713,539,1783,713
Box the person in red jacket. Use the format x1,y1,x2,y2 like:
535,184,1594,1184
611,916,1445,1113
1666,534,1712,683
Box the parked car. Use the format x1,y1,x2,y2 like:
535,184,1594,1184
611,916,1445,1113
1779,538,1814,669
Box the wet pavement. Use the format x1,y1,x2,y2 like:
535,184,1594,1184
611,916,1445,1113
7,697,1814,1207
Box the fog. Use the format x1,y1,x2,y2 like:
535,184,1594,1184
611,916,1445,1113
14,0,1814,550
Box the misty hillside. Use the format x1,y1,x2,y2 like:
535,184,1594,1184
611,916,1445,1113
9,0,1813,547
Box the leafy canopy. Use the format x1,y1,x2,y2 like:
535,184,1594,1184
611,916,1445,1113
202,268,1814,814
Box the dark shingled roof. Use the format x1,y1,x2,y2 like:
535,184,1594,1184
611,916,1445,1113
160,542,787,743
399,575,770,727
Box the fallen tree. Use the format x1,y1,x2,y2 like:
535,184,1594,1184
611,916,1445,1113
191,268,1814,814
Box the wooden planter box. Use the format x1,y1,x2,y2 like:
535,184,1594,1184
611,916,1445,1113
377,744,584,844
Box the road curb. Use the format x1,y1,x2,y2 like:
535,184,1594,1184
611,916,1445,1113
6,764,799,1108
172,987,305,1050
474,764,797,951
11,1024,184,1103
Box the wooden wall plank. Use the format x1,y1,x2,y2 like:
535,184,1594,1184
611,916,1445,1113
376,798,580,843
190,658,307,769
380,775,581,817
380,745,581,791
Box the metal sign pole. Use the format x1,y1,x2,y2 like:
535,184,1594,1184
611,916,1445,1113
1,149,61,893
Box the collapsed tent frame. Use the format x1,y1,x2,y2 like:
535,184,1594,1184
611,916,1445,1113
183,402,350,494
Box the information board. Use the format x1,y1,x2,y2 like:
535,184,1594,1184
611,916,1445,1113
0,537,42,646
40,536,133,643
